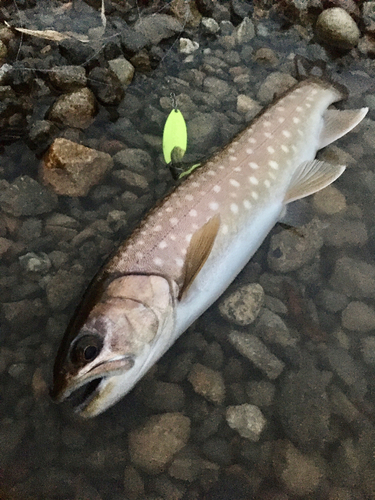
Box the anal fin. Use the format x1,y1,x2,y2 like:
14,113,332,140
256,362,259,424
284,160,345,204
319,107,368,149
179,214,220,300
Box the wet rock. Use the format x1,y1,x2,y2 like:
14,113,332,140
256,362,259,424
342,301,375,332
41,138,113,197
330,256,375,299
316,7,360,50
236,94,261,115
44,213,79,240
128,413,190,474
88,67,124,106
123,465,145,500
317,289,349,313
49,87,97,129
0,176,57,217
45,269,85,311
134,14,183,45
234,17,255,44
323,219,367,247
28,120,58,151
253,47,279,65
325,345,367,399
2,298,44,326
108,57,135,87
179,38,199,54
0,419,27,466
201,17,220,34
49,65,87,91
268,219,324,273
256,308,297,348
278,363,332,449
226,404,266,441
203,76,231,99
188,363,225,404
187,112,220,151
113,148,154,179
229,331,285,379
312,185,346,215
361,336,375,366
202,437,233,466
219,283,264,326
231,0,252,19
257,72,297,104
273,441,324,496
137,380,185,412
112,170,149,191
246,380,275,407
108,117,148,149
19,252,51,274
0,237,12,257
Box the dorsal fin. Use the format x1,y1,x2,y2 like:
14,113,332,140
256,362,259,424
319,108,368,149
284,160,345,204
179,214,220,300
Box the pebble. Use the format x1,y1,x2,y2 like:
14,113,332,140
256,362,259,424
278,363,332,449
134,14,183,45
323,219,368,247
88,67,124,105
342,301,375,332
188,363,225,404
246,380,275,407
45,269,85,311
312,185,346,215
317,289,349,313
19,252,51,274
123,465,145,500
128,412,190,474
48,65,87,91
229,331,285,379
256,308,297,348
201,17,220,34
0,176,57,217
329,256,375,299
187,112,220,151
253,47,279,65
234,17,255,44
203,76,231,99
108,57,135,87
315,7,360,50
41,138,113,197
325,345,367,399
257,72,297,104
219,283,264,326
201,437,233,465
273,441,324,496
179,38,199,54
361,336,375,365
226,404,266,441
236,94,260,115
49,87,97,129
268,219,324,273
137,380,185,412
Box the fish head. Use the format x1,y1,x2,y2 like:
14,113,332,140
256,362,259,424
51,274,177,417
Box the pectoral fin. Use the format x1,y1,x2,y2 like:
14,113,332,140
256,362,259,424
179,214,220,300
319,107,368,149
284,160,345,204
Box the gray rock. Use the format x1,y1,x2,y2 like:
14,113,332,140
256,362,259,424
268,219,324,273
264,295,288,315
2,298,45,326
342,301,375,332
203,76,231,99
246,380,275,407
325,345,367,399
45,270,86,311
201,437,233,465
179,38,199,54
201,17,220,34
256,308,297,347
323,219,368,247
219,283,264,326
19,252,51,273
236,94,261,115
113,148,153,179
88,67,124,106
316,7,360,50
361,336,375,365
329,385,361,423
278,363,332,449
316,289,349,313
229,331,285,379
49,65,87,91
137,380,185,412
0,237,12,257
123,466,145,500
329,256,375,299
108,57,135,87
134,14,183,45
0,176,57,217
112,170,149,191
49,87,97,129
17,218,42,243
234,17,255,44
108,118,148,149
226,404,266,441
188,363,225,404
187,112,220,151
312,185,346,215
0,419,27,466
128,413,190,474
257,72,297,104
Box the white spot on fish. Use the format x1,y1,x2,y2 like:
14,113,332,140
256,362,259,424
229,147,236,153
296,106,303,112
248,137,257,144
229,156,237,162
207,170,215,176
192,182,200,188
292,145,297,152
263,121,271,127
264,132,271,138
269,160,279,170
297,129,303,136
230,179,240,188
249,176,258,185
166,206,173,212
175,257,184,267
311,89,318,96
282,130,291,138
181,248,187,255
249,162,259,169
219,165,225,170
281,145,289,153
189,209,198,217
136,251,143,259
277,106,285,112
264,179,271,188
230,203,239,214
209,201,219,210
293,117,301,124
234,166,242,172
278,117,285,124
213,185,221,193
170,217,178,226
186,234,192,243
246,148,253,154
305,103,311,108
170,234,176,241
153,257,163,266
192,223,199,230
230,192,237,199
269,172,276,180
243,199,252,209
185,194,194,201
251,191,258,200
267,146,275,154
153,225,162,232
158,241,168,249
138,240,145,246
222,224,229,234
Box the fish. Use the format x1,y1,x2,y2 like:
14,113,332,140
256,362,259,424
51,77,368,417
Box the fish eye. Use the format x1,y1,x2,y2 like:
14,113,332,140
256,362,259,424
71,335,103,365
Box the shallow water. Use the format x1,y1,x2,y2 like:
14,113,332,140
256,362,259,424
1,1,375,499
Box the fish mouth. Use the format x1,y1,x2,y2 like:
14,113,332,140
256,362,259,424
66,377,104,412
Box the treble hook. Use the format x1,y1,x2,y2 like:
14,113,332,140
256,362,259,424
170,92,178,111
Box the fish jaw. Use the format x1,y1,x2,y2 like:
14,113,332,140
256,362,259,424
51,275,177,416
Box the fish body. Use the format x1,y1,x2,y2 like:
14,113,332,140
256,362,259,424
51,78,368,417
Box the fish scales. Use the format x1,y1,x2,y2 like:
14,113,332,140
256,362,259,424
51,77,368,417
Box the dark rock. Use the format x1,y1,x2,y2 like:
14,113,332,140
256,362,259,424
137,380,185,412
202,437,233,466
59,38,96,66
134,14,183,46
45,270,86,311
49,88,97,129
49,65,87,91
88,67,124,106
28,120,57,152
0,176,58,217
108,118,148,148
231,0,253,19
196,0,215,16
118,23,148,55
